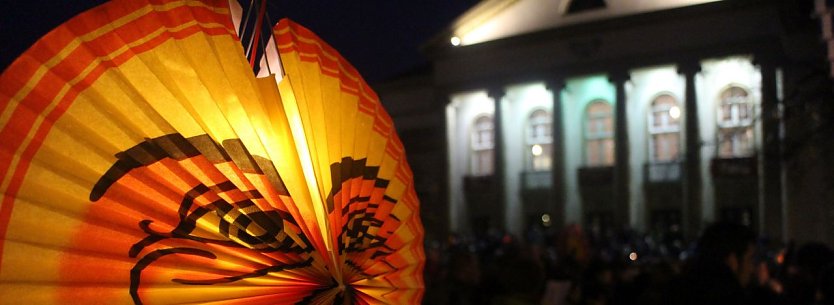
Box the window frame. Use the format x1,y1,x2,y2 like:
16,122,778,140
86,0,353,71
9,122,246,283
583,99,615,167
647,93,682,163
715,85,755,158
526,108,553,171
470,114,495,176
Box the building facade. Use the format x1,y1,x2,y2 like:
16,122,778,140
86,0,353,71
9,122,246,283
376,0,834,244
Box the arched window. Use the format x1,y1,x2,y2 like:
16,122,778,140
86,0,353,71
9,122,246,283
717,86,754,158
648,94,681,162
527,109,552,171
470,115,494,175
585,100,614,166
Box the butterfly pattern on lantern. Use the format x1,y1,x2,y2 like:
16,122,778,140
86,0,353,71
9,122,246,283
87,133,398,304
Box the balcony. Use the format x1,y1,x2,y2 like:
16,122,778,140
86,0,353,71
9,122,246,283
462,175,501,230
577,166,615,209
463,174,495,190
644,161,683,183
521,170,552,190
710,156,757,177
711,157,759,225
520,171,555,222
577,166,615,186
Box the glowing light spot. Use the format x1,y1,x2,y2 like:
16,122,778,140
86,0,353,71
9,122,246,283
629,252,638,261
450,36,461,46
531,144,543,156
669,106,681,119
540,213,552,227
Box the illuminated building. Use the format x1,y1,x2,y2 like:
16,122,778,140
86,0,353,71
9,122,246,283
377,0,834,243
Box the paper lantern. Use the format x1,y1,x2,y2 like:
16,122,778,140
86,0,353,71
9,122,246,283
0,1,424,304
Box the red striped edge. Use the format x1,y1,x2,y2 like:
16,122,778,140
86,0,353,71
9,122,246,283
0,0,236,272
273,19,386,119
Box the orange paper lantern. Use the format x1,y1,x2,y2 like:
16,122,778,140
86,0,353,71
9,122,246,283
0,1,424,304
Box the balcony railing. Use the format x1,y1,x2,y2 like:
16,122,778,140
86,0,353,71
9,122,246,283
644,161,683,183
578,166,615,186
521,170,552,190
462,175,501,228
463,175,496,193
710,156,757,177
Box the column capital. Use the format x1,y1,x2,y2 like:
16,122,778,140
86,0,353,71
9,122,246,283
752,52,782,69
677,60,701,76
608,70,631,84
486,86,506,100
545,77,566,92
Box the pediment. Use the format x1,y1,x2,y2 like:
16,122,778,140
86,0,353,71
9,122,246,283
451,0,721,46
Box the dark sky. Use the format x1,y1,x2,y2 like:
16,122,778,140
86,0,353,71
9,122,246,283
1,0,478,83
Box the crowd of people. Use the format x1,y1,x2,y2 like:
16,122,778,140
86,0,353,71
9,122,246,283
422,222,834,305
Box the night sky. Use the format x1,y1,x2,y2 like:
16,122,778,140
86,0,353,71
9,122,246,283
1,0,478,83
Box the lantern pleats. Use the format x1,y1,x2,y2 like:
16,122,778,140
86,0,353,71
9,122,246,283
0,1,424,304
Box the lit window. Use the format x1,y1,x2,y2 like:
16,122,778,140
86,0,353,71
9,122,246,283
471,115,494,175
527,109,552,171
585,101,614,166
648,95,681,162
717,86,754,158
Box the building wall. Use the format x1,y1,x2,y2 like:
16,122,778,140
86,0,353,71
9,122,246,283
562,75,616,224
502,82,553,234
782,62,834,244
696,56,762,224
446,90,494,233
778,0,834,246
377,76,449,241
626,65,685,231
375,0,834,244
442,59,764,234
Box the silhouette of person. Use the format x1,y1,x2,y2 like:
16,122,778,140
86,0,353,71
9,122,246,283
667,222,756,305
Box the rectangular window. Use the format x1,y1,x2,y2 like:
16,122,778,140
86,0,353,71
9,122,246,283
648,95,681,162
717,87,754,158
585,101,614,166
527,109,553,171
471,115,495,175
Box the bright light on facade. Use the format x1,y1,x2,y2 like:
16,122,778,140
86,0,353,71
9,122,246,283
669,105,681,119
450,36,461,46
531,144,543,156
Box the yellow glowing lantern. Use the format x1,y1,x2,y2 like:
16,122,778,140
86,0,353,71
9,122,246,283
0,1,424,304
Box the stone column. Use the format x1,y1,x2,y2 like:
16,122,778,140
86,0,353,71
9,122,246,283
546,78,566,228
755,56,784,242
438,88,456,239
488,87,507,232
679,61,703,238
610,71,631,228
